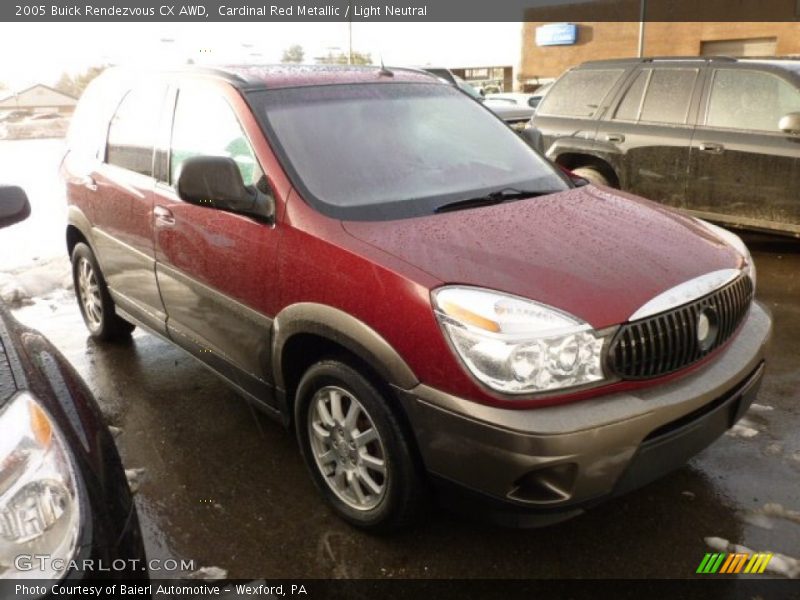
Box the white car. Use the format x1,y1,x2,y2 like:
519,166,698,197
485,83,553,111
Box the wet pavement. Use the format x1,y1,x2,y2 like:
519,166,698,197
3,140,800,579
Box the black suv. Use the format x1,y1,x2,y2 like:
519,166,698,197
531,57,800,237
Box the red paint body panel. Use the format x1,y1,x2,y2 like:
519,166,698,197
342,185,742,329
278,184,744,408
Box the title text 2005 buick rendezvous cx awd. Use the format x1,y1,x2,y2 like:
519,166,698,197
61,65,771,530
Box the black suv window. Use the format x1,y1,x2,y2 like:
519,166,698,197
638,68,698,125
614,70,649,121
706,69,800,132
106,84,166,177
537,69,624,118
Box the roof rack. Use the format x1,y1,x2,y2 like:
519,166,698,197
583,56,738,66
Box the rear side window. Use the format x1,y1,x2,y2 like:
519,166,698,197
537,69,624,118
106,84,167,177
67,76,119,160
614,70,649,121
706,69,800,132
638,69,698,125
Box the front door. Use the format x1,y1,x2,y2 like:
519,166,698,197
688,67,800,235
152,82,280,402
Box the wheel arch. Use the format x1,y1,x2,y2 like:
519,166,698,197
66,206,94,257
272,303,419,421
553,152,621,188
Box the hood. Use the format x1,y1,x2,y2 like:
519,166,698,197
342,186,743,328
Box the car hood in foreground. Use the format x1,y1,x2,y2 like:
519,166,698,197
342,186,744,329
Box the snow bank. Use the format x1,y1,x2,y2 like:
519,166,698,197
0,256,72,306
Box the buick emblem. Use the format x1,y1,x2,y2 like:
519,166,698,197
696,308,718,351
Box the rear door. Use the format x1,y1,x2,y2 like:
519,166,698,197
595,64,703,206
152,80,280,403
90,82,169,334
533,66,628,152
688,67,800,235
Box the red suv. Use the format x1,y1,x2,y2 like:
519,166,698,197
62,65,771,530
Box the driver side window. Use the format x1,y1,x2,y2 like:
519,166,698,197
170,87,263,188
706,69,800,132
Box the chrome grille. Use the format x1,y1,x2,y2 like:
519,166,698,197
607,275,754,380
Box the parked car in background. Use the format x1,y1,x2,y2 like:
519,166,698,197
531,57,800,237
62,64,769,531
486,82,553,111
419,66,533,130
0,185,146,581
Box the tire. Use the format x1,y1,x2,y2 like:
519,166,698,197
572,166,612,187
71,242,135,341
295,359,427,532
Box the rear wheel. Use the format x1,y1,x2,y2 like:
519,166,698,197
295,359,426,532
71,242,135,341
572,166,611,187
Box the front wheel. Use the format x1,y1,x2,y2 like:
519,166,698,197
295,359,427,532
71,242,135,341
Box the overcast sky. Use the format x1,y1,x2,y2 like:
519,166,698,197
0,22,523,90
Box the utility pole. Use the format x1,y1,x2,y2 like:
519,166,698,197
348,4,353,65
637,0,647,57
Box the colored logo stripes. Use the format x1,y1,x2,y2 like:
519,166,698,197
697,552,773,574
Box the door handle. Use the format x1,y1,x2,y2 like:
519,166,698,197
154,205,175,227
81,177,98,192
605,133,625,143
699,142,724,154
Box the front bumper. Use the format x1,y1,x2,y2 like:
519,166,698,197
397,301,772,527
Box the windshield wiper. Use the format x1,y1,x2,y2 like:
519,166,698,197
434,187,552,214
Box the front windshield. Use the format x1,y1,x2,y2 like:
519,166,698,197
248,83,568,221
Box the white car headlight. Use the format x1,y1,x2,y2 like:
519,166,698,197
432,287,608,395
697,220,756,290
0,392,82,579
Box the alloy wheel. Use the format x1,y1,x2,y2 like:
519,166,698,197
77,257,103,329
307,385,388,511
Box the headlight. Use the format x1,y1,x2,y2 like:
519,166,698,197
432,287,608,395
0,392,81,579
697,220,756,290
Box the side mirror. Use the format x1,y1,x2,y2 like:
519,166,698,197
520,126,546,154
779,112,800,135
176,156,275,222
479,89,485,97
0,185,31,229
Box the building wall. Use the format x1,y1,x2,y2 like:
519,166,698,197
519,22,800,85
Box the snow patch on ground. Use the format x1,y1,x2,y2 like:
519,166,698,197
0,256,71,306
704,537,799,579
125,468,146,494
188,566,228,580
726,419,759,439
762,503,800,526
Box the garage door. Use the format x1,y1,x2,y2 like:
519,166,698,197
700,37,778,57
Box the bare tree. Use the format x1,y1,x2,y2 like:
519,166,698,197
281,44,305,64
55,65,107,98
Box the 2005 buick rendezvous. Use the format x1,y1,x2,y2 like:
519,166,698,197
61,65,771,530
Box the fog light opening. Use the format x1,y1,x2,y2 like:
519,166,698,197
508,463,578,504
